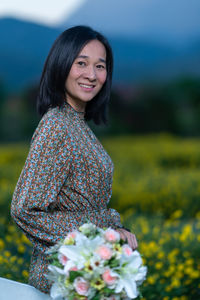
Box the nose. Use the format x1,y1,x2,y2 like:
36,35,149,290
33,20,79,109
84,65,96,81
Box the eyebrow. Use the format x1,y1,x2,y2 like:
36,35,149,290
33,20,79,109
77,55,106,63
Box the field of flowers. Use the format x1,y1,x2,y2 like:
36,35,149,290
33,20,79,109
105,134,200,218
0,134,200,299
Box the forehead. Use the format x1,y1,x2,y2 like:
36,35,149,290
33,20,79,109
78,40,106,60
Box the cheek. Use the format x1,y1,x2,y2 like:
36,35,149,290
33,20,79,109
66,68,82,85
98,71,107,85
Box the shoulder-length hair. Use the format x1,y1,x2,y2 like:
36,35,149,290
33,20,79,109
37,25,113,125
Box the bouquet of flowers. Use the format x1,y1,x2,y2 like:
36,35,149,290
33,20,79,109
46,223,147,300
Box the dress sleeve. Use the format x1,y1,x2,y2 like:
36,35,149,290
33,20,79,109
109,208,131,232
108,208,124,229
11,112,74,251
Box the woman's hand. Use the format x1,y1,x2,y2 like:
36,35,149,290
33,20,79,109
115,228,138,250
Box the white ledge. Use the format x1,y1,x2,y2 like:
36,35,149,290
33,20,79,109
0,277,52,300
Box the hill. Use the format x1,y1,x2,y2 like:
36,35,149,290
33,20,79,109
0,17,200,92
0,17,60,91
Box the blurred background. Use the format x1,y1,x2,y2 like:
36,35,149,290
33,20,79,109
0,1,200,299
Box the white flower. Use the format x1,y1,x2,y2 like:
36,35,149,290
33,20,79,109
115,251,147,298
47,264,65,276
75,234,104,251
59,235,104,272
50,282,64,299
124,250,145,274
79,223,97,235
90,254,104,271
59,245,86,270
58,253,69,266
115,276,138,299
50,281,71,300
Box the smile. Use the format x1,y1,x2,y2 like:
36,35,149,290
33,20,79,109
79,83,95,89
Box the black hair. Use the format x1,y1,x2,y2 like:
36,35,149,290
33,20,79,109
37,25,113,125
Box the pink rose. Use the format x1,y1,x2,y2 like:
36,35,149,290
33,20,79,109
102,269,117,285
96,245,113,260
122,244,133,256
58,253,68,266
74,277,90,296
104,229,120,243
67,231,77,239
69,266,78,271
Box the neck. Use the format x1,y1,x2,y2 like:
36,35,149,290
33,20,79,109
66,100,86,113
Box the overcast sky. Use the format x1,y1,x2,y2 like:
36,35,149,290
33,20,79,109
0,0,200,44
0,0,86,26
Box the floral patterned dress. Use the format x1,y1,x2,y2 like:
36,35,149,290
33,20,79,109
11,101,123,294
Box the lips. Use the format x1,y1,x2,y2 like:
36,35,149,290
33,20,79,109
78,83,96,92
79,83,95,88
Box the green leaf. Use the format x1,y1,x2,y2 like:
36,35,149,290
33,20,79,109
49,253,58,260
68,294,75,300
103,287,115,295
92,294,101,300
51,261,62,268
110,258,119,268
69,270,83,282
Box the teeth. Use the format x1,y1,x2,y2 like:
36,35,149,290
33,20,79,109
79,84,94,88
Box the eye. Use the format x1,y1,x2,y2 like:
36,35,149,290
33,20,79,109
96,64,105,69
77,61,86,66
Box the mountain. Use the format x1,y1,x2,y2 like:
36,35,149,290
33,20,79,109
0,17,60,91
60,0,200,46
0,16,200,93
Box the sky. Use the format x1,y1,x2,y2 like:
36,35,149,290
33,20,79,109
0,0,86,26
0,0,200,45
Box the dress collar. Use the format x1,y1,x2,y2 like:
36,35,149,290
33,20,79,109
62,101,85,121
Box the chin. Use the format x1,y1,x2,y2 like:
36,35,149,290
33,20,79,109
80,96,96,102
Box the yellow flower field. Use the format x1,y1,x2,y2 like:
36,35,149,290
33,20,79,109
121,210,200,299
0,134,200,299
105,134,200,218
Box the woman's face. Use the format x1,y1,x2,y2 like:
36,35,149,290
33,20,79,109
65,39,107,111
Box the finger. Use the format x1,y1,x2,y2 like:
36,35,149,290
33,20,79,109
126,233,134,248
132,234,138,250
120,231,127,242
122,231,132,244
117,229,127,242
127,233,138,250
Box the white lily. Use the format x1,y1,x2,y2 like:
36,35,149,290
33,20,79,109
115,251,147,298
59,245,86,269
59,235,104,269
121,250,143,271
63,260,79,274
50,281,68,300
133,265,148,285
115,276,138,299
75,233,104,251
47,264,65,275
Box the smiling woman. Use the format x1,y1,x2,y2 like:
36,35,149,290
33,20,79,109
10,25,137,295
65,39,107,112
36,26,114,124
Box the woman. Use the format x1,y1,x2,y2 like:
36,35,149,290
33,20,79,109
11,25,138,294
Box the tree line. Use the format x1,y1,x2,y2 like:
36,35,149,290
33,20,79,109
0,77,200,142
